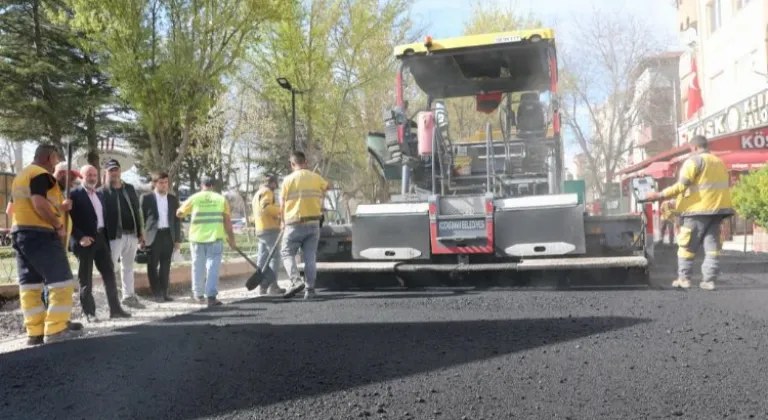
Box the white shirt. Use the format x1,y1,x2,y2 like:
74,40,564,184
86,188,104,229
155,191,169,229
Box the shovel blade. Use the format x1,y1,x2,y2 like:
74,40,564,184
245,269,264,291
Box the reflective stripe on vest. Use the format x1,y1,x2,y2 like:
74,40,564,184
187,191,227,243
11,164,63,232
676,153,733,217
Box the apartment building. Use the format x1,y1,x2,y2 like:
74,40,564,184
619,0,768,236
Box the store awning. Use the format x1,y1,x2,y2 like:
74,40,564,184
717,150,768,170
641,161,675,179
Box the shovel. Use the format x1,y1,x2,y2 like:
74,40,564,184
236,231,284,291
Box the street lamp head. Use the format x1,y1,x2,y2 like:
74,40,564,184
276,77,292,91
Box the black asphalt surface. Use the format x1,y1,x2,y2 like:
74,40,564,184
2,247,768,420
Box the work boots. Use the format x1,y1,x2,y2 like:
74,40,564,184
257,283,286,296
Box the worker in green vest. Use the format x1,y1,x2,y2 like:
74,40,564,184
176,176,237,306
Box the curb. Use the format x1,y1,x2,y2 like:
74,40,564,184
0,258,255,300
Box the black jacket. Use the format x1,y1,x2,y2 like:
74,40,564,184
140,191,182,247
101,182,143,240
68,186,111,253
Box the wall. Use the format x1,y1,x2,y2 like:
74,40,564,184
681,0,767,120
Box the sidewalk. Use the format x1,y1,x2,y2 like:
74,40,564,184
0,277,292,355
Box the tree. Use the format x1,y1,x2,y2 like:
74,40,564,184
247,0,417,201
64,0,289,179
733,169,768,229
560,7,672,197
0,0,84,147
192,81,279,193
0,138,18,172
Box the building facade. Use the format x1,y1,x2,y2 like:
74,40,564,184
618,0,768,237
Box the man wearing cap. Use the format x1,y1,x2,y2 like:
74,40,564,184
101,159,145,309
252,175,285,296
644,134,733,291
176,176,237,306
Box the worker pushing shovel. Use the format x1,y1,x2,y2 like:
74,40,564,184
237,230,283,292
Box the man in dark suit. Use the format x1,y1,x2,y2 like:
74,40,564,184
69,164,131,322
140,171,182,302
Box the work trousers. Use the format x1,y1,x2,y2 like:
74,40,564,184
281,223,320,290
660,220,675,244
147,229,174,298
677,215,724,283
75,230,122,316
256,229,281,287
191,240,223,299
12,230,75,338
110,233,139,299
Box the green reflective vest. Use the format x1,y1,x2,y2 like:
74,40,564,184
186,191,228,243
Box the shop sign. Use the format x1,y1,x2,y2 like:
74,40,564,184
680,88,768,144
740,127,768,149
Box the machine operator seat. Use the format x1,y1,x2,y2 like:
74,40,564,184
515,92,548,139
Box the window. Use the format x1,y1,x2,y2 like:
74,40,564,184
709,70,725,106
734,50,762,98
709,0,722,33
735,0,753,10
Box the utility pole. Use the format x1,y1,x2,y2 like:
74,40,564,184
277,77,306,152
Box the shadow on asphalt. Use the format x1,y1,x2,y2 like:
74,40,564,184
0,313,650,420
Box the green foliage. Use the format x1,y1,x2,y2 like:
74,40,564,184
733,168,768,228
247,0,416,200
63,0,291,177
0,0,118,152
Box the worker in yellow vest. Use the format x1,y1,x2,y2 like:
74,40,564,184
252,175,285,296
177,176,237,306
658,198,677,246
10,144,83,345
280,151,331,300
644,135,733,291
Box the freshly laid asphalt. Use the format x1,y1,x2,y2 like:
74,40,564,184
1,247,768,420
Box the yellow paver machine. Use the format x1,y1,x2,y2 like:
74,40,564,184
308,29,653,289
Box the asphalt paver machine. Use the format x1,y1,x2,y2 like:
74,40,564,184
308,29,652,289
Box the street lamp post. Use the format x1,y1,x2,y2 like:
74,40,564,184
276,77,305,152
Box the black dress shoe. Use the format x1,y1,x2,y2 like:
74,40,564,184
109,310,132,319
163,295,174,302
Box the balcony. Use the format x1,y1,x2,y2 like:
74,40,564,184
638,124,676,156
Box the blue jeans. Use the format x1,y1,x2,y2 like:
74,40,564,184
190,240,224,299
256,229,280,286
280,223,320,289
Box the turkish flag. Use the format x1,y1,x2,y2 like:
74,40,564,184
686,55,704,120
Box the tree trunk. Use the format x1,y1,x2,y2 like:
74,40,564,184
86,108,99,167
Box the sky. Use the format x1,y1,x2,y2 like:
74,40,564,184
410,0,679,172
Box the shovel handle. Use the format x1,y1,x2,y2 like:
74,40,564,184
234,246,260,269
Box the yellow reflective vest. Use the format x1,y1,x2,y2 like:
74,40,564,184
178,190,230,243
280,169,329,225
252,186,280,233
10,164,64,233
662,152,733,217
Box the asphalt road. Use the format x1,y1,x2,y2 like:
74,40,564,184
1,248,768,420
